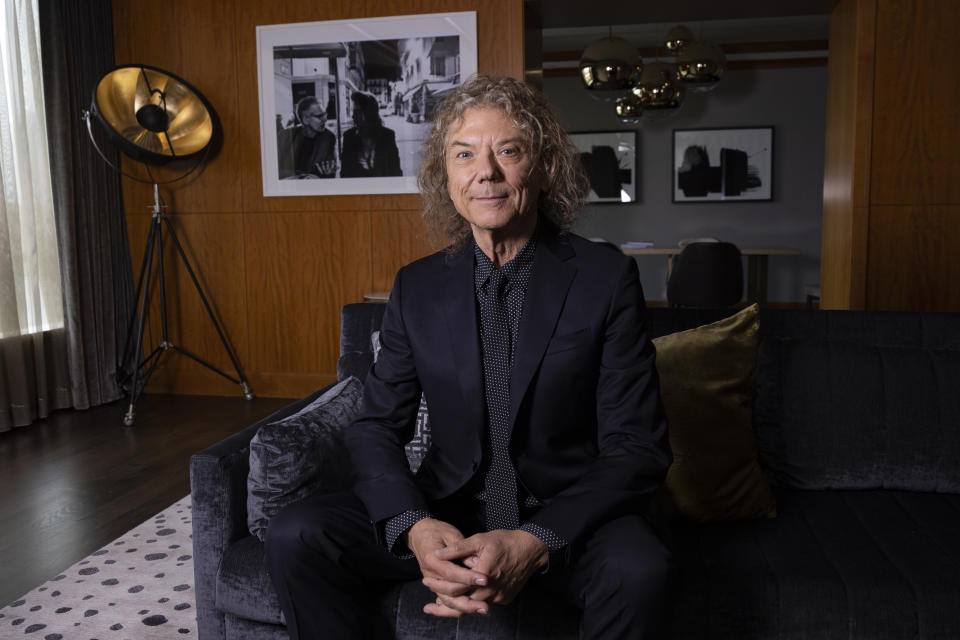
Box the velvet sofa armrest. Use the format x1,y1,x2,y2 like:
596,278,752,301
189,386,334,640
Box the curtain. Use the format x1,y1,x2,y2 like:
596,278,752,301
0,0,72,431
37,0,135,419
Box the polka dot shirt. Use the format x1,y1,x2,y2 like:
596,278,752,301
384,233,567,562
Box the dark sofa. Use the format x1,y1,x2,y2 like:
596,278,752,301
191,303,960,639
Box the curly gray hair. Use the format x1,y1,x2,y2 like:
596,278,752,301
417,75,589,253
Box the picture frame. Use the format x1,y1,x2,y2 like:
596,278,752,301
568,131,638,204
672,127,774,203
256,11,478,197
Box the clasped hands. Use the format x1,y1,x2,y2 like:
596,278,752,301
405,517,548,618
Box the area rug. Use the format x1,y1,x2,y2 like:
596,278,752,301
0,496,196,639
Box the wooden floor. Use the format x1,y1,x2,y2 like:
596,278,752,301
0,392,295,607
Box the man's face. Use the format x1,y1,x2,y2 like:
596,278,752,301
352,100,367,127
444,107,544,237
302,105,325,133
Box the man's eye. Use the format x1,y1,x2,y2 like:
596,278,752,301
500,148,517,156
455,151,471,159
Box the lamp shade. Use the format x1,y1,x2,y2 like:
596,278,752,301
579,36,640,91
615,94,643,123
677,42,726,92
90,65,214,164
665,25,694,53
631,62,684,111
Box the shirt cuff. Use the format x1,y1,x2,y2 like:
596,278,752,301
384,509,433,559
519,522,568,572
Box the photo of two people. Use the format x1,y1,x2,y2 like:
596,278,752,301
273,37,461,182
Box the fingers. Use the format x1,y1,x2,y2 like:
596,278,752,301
420,555,487,588
421,576,475,598
435,537,482,562
423,593,489,618
408,520,489,593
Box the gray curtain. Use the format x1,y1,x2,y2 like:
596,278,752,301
0,332,72,430
38,0,135,413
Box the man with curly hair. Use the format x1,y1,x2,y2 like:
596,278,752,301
267,75,673,639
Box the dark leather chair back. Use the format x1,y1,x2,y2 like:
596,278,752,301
666,241,744,307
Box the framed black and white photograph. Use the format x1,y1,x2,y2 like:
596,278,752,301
569,131,638,204
672,127,773,203
256,12,477,197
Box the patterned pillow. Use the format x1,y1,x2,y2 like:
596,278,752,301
371,331,431,472
247,377,363,541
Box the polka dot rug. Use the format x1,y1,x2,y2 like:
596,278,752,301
0,496,195,639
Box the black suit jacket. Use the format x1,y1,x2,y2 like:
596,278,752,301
340,126,402,178
346,230,671,547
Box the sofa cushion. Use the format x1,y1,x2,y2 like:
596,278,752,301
672,488,960,638
653,304,777,521
756,337,960,492
247,377,363,541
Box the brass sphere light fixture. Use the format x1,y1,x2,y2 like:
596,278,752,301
615,94,643,123
631,61,684,112
665,25,695,53
579,35,641,91
677,41,727,92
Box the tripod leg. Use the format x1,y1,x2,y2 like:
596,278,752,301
119,218,158,388
156,212,170,344
161,215,254,400
124,216,160,426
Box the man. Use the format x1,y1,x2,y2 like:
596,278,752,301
278,95,337,179
340,91,403,178
266,75,673,639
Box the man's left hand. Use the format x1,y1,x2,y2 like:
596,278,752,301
422,529,548,616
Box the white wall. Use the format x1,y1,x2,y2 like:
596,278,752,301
544,65,827,302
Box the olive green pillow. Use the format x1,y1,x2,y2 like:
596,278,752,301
653,303,776,521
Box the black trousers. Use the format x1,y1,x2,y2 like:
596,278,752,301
265,490,672,640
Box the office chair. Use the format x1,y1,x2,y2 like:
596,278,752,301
666,241,744,307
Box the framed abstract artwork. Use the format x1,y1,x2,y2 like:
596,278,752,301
569,130,638,204
672,127,773,202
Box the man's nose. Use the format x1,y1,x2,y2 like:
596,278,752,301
477,149,502,181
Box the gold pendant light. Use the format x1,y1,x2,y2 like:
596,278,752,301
579,35,641,91
615,94,643,123
678,41,727,92
665,25,694,53
631,62,684,111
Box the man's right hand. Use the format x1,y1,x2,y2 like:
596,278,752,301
405,518,489,617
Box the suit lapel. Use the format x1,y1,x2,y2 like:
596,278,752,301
440,248,486,440
509,231,577,430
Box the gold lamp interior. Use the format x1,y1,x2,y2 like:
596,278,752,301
94,65,213,162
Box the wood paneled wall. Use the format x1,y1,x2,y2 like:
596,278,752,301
113,0,525,397
821,0,960,311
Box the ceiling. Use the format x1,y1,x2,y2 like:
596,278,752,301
531,0,837,30
532,0,835,54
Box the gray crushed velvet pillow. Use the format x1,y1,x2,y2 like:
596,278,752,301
371,331,431,472
247,376,363,541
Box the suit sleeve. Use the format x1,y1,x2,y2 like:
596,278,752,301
382,129,402,176
345,269,429,537
526,257,672,545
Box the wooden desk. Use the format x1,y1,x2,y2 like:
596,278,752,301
622,248,802,304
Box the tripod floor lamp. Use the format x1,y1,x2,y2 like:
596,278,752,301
84,64,253,426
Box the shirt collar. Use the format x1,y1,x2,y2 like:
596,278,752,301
473,232,538,293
